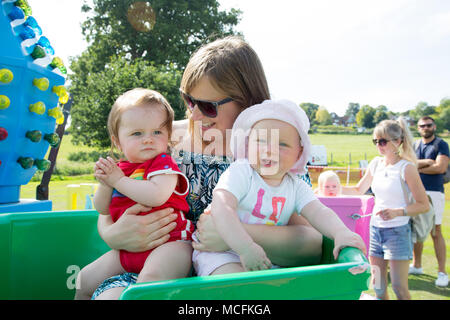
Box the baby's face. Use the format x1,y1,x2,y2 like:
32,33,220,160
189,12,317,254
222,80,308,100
248,119,302,183
321,177,340,196
114,104,169,163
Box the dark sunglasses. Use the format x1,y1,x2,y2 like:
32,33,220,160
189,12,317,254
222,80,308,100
180,89,233,118
372,138,391,146
418,123,433,128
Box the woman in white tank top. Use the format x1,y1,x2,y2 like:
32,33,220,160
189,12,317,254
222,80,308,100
341,118,429,300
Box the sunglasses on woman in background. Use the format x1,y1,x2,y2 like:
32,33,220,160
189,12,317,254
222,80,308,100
372,138,391,146
180,89,233,118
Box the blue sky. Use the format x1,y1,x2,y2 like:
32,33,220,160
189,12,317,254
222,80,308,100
28,0,450,116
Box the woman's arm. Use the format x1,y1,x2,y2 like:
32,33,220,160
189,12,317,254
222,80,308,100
97,205,178,252
341,165,373,195
193,210,323,266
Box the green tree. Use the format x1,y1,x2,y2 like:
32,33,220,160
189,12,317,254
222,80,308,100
315,106,332,125
70,57,182,149
356,104,376,128
78,0,241,68
300,102,319,125
435,97,450,134
373,105,389,124
345,102,360,118
69,0,241,147
409,101,436,120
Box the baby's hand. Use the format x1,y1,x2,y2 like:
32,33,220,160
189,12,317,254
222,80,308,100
94,157,124,188
239,243,272,271
333,230,366,260
93,161,108,186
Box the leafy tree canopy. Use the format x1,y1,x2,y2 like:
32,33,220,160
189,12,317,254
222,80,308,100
70,56,183,149
69,0,241,147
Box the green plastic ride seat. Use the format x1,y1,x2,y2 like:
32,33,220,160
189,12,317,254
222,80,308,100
0,210,369,300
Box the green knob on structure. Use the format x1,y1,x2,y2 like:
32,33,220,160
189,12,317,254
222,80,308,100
33,77,49,91
14,0,32,16
44,133,60,148
17,157,34,169
52,85,67,97
35,159,51,171
25,130,42,142
29,102,46,115
58,65,67,75
0,68,13,83
47,107,62,119
31,46,46,59
49,57,63,69
0,95,10,109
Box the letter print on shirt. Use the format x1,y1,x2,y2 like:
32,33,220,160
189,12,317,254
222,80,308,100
251,188,286,225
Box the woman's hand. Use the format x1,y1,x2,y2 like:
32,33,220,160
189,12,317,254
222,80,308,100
191,208,229,252
332,230,367,260
99,204,178,252
375,208,403,221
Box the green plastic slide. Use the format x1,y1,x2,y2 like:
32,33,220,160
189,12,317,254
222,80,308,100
0,210,369,300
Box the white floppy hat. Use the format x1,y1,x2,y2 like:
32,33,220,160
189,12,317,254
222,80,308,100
230,99,311,175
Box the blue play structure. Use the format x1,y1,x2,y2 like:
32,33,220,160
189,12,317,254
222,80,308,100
0,0,69,212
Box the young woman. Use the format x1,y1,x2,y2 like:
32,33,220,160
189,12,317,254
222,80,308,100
91,36,322,299
341,118,430,300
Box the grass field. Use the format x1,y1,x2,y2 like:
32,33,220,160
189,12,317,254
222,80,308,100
19,133,450,299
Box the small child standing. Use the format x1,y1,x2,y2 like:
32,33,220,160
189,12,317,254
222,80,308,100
192,100,366,275
316,170,342,197
75,88,194,299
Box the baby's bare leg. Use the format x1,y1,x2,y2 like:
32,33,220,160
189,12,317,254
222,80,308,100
137,241,193,283
75,249,125,300
211,263,245,275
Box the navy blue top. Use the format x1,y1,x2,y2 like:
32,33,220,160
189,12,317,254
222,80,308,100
415,137,449,193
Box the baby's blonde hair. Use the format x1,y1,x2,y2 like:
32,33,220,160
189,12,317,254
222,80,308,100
318,170,341,194
107,88,174,157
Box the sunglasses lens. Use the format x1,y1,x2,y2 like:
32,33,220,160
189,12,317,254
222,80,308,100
182,92,218,118
197,101,217,118
373,139,388,146
182,93,194,109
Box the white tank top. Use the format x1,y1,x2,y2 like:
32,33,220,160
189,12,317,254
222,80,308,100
369,157,412,228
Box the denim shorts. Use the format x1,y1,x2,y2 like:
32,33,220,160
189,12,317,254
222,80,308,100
369,223,413,260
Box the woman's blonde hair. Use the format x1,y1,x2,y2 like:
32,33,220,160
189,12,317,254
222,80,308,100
373,117,417,165
180,36,270,138
107,88,174,157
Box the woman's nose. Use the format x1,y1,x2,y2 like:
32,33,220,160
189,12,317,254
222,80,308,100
190,104,205,121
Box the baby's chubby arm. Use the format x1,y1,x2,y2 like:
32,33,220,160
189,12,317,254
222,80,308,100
301,200,366,259
93,159,113,215
211,189,272,271
96,157,178,208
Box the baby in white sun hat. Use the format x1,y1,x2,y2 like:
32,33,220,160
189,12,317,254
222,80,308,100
192,99,366,276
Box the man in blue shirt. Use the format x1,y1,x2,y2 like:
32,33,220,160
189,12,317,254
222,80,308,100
409,116,449,287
